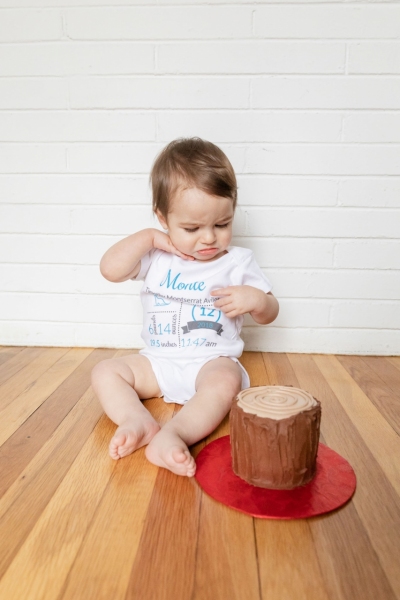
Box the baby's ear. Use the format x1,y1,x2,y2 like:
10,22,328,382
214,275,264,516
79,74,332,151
155,210,168,231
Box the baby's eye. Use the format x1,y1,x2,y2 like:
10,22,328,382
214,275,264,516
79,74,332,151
215,223,229,228
184,227,199,233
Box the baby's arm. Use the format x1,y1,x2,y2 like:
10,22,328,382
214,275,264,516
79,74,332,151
211,287,279,325
100,228,193,283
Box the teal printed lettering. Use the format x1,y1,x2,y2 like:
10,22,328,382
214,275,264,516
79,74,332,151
160,270,206,291
200,307,216,318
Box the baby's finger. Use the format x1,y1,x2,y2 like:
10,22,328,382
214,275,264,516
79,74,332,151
213,297,231,308
211,288,230,296
219,302,235,313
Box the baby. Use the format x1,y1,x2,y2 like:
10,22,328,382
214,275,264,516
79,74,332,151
91,138,279,477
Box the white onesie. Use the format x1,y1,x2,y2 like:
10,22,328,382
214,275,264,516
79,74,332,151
134,246,272,404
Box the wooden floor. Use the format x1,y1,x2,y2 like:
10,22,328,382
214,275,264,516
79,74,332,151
0,347,399,600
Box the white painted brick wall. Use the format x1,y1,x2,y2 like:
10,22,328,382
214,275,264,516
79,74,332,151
0,1,399,355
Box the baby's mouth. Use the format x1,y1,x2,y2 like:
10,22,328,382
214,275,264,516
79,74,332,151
197,248,218,255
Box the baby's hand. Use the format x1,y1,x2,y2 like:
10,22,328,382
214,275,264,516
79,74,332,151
211,285,265,318
152,230,194,260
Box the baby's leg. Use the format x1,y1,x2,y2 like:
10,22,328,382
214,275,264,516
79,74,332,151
145,357,242,476
91,354,162,459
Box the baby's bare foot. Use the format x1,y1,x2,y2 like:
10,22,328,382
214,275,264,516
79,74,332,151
145,429,196,477
109,419,160,460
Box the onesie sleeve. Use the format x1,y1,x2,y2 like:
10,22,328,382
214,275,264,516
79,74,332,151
234,249,273,293
131,249,155,281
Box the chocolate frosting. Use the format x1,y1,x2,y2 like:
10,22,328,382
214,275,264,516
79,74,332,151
230,386,321,490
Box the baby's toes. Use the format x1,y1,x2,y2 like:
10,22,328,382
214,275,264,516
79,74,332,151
109,429,139,459
171,446,190,465
187,461,196,477
180,450,196,476
109,434,126,459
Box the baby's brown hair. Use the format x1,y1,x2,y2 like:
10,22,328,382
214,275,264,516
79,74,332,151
150,138,237,219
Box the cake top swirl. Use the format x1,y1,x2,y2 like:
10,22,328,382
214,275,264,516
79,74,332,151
237,386,317,420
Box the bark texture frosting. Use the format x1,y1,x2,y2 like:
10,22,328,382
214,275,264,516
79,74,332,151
230,386,321,489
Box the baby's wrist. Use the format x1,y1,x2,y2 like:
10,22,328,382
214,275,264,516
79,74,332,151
249,289,269,317
141,228,160,249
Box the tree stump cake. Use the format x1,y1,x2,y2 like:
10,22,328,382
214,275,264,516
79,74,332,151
230,386,321,489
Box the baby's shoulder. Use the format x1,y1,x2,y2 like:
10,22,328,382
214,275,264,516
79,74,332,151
227,246,254,265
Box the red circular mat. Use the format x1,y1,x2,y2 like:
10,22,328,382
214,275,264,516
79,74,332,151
195,436,356,519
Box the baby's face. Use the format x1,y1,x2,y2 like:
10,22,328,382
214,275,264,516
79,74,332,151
157,187,234,261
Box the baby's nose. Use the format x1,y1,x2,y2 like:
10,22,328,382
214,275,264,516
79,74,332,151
202,228,216,243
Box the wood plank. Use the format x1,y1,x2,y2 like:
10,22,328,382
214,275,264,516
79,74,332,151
193,500,260,600
191,354,266,600
0,414,115,600
0,346,24,367
0,347,69,410
0,346,50,387
193,378,261,600
311,501,396,600
262,352,299,387
0,348,92,446
0,348,140,583
240,352,271,386
255,353,330,600
127,354,265,600
124,402,199,600
288,353,400,599
255,520,330,600
0,386,104,578
0,348,398,600
314,355,400,496
58,397,175,600
387,356,400,372
361,356,400,396
248,353,328,600
126,464,202,600
0,348,115,498
336,355,400,435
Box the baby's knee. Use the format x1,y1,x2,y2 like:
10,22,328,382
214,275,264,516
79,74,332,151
215,368,242,401
91,358,134,390
91,359,113,389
